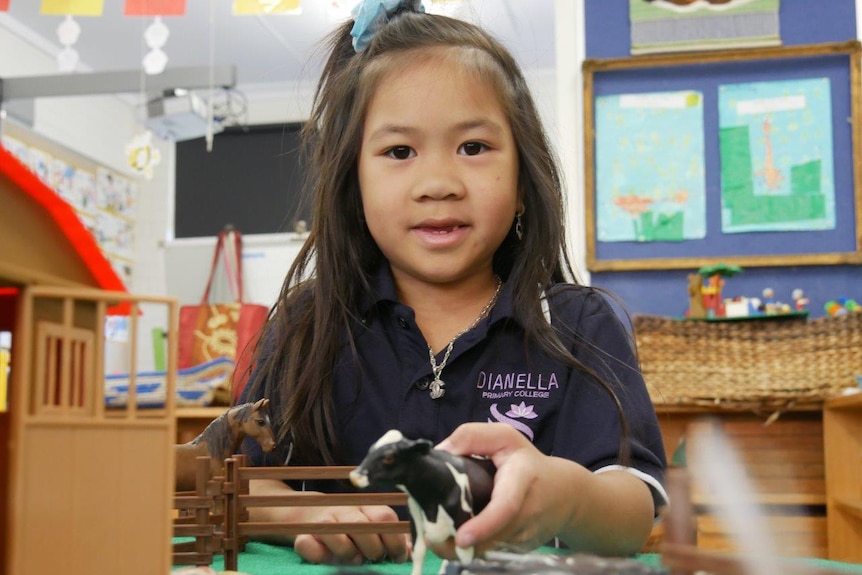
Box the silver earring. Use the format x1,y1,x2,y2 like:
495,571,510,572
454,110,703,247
515,211,524,241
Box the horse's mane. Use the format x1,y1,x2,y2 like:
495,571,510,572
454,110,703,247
193,402,253,461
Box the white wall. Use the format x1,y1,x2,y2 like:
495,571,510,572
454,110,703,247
0,16,174,371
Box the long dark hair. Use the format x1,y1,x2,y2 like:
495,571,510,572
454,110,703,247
247,8,631,465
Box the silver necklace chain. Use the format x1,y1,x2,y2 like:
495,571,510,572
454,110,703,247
427,276,503,400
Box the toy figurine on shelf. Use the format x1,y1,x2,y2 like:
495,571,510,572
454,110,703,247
685,273,707,319
792,288,810,312
350,430,495,575
175,398,276,491
686,263,743,319
825,297,861,317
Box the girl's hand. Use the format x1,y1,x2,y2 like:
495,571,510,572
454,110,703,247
434,422,655,558
248,479,409,565
434,422,580,555
292,505,410,565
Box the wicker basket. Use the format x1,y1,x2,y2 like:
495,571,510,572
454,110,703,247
633,313,862,409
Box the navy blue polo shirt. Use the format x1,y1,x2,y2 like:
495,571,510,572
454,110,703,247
241,265,668,510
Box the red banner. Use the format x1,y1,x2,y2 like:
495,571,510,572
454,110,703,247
124,0,186,16
0,1,9,13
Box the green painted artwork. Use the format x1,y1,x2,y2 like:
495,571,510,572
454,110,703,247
718,78,835,233
595,90,706,243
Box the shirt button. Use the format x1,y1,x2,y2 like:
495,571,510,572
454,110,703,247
415,378,430,390
398,317,409,329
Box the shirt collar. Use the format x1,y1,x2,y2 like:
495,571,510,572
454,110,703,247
359,263,519,324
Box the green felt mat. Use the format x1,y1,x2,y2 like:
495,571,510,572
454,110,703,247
173,541,862,574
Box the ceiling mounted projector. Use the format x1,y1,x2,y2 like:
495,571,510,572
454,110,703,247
144,90,223,142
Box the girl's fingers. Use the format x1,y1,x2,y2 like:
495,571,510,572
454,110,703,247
359,506,410,562
438,422,526,459
295,506,407,565
454,479,525,549
294,534,341,564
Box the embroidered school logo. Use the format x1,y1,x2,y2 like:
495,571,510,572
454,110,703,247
488,402,537,441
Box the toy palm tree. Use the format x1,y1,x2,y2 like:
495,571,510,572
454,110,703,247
697,263,743,318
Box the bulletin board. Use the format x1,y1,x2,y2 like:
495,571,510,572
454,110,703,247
0,121,138,287
583,40,862,272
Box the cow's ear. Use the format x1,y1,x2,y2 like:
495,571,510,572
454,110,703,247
407,439,433,456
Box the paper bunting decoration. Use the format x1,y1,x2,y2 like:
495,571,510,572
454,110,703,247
56,15,81,71
0,1,10,13
40,0,104,16
125,131,162,180
232,0,301,15
142,16,170,74
124,0,186,16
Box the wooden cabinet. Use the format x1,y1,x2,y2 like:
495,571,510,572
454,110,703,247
176,407,226,443
824,393,862,562
655,407,827,557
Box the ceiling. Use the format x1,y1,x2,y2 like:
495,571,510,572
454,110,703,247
0,0,557,97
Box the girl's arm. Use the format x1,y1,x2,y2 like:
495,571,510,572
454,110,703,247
247,478,410,564
436,422,655,557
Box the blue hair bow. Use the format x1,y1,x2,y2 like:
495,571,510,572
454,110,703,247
351,0,425,53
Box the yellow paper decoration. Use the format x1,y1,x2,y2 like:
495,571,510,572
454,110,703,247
41,0,104,15
232,0,300,15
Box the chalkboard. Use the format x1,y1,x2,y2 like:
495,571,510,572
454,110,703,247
174,123,309,239
583,41,862,272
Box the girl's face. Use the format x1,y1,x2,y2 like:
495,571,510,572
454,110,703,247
358,54,520,290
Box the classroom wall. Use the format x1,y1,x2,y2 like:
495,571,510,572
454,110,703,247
162,68,562,308
584,0,861,319
0,16,172,370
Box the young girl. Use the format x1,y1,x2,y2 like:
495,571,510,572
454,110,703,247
240,0,668,566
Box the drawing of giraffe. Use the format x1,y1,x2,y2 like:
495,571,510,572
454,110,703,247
754,117,783,192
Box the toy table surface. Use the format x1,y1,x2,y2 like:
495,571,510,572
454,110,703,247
173,542,862,574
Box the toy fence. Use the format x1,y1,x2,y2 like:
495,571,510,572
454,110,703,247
221,456,410,571
171,455,410,571
632,313,862,410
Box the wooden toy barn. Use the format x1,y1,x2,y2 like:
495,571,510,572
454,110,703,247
0,145,179,575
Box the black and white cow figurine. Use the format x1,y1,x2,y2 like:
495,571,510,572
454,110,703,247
349,430,495,575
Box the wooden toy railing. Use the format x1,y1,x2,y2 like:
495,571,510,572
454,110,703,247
173,456,228,567
222,455,410,572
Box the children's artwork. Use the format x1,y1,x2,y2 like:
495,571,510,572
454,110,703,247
96,167,137,217
27,147,52,184
1,135,30,166
49,158,76,205
595,90,706,243
718,78,836,233
73,169,97,213
630,0,781,55
96,211,135,259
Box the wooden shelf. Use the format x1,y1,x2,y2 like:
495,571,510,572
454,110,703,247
824,393,862,561
834,497,862,521
693,493,826,507
824,392,862,410
176,406,228,419
175,406,229,443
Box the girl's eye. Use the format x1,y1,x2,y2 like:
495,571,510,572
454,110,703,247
385,146,415,160
459,142,487,156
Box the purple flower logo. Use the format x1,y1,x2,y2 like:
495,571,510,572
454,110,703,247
505,401,538,420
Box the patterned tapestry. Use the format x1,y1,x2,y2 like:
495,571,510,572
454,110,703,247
630,0,781,55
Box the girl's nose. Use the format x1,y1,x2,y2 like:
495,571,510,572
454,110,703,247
411,157,466,201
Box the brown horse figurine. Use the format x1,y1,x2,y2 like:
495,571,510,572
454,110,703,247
175,397,277,491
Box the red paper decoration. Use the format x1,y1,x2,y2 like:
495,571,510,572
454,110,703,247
124,0,186,16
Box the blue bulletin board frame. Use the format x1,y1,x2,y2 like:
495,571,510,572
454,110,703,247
583,41,862,272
